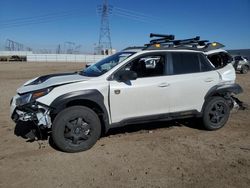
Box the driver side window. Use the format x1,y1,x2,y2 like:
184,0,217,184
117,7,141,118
124,54,166,78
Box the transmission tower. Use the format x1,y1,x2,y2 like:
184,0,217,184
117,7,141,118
5,39,32,51
64,41,75,54
97,0,112,55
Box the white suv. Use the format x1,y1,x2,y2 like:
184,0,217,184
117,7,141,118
10,34,243,152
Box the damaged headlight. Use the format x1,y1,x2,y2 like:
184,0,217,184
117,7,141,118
16,93,32,106
16,88,53,106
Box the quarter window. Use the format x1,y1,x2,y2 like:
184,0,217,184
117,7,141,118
172,53,200,74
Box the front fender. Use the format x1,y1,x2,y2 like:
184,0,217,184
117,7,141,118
50,89,110,132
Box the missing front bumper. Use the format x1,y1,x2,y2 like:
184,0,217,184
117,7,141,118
11,102,52,129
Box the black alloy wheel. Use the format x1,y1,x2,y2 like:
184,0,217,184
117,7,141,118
203,97,230,130
52,106,101,152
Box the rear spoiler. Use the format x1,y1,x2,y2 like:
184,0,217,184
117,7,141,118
203,42,225,52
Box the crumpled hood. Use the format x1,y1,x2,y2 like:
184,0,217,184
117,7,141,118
17,72,90,94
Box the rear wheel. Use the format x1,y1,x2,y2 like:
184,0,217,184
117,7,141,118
202,97,230,130
52,106,101,153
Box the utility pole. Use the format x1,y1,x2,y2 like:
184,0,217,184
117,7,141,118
97,0,112,55
56,44,61,54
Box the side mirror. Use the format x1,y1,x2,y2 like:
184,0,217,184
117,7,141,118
115,70,137,82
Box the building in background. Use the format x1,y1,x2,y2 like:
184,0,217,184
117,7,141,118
0,51,108,63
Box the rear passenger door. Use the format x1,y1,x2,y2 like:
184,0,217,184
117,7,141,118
166,52,220,113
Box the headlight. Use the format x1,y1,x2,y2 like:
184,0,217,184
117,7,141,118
31,88,53,101
16,88,52,106
16,93,32,106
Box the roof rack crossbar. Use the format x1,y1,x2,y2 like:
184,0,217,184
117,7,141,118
150,33,175,40
148,36,208,46
150,38,174,44
173,36,200,45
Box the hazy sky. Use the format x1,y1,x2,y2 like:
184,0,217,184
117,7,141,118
0,0,249,52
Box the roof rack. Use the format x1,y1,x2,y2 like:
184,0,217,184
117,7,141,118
149,33,175,44
145,33,225,52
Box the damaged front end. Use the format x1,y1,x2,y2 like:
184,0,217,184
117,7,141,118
11,102,52,128
10,89,54,139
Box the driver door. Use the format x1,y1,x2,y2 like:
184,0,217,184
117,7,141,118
109,52,171,123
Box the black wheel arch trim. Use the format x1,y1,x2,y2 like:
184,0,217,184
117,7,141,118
205,83,243,100
50,89,110,132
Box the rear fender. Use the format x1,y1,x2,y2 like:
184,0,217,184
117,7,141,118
205,83,243,100
216,64,236,82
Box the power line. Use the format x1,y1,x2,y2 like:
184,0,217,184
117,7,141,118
113,11,155,24
0,10,84,29
0,12,76,27
0,9,81,24
115,7,159,20
113,7,161,24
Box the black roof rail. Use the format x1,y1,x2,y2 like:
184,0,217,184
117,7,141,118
122,46,145,51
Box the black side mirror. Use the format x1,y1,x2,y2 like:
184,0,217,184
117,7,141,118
115,70,137,82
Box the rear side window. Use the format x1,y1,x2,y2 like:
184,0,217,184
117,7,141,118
171,52,213,75
207,52,231,69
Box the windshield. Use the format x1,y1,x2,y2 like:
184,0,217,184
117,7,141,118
82,52,135,77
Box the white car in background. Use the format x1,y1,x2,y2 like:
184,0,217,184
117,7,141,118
231,56,250,74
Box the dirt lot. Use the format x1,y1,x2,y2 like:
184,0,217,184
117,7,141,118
0,62,249,188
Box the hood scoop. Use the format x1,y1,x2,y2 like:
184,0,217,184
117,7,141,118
26,72,78,86
18,72,90,94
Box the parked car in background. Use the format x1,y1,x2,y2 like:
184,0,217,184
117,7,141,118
231,56,250,74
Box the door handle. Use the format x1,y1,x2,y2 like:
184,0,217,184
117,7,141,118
158,83,170,87
204,78,214,82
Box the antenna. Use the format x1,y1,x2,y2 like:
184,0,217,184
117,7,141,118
97,0,112,55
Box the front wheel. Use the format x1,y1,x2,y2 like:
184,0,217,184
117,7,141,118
202,97,230,130
52,106,101,153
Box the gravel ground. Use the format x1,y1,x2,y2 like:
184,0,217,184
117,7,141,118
0,62,249,188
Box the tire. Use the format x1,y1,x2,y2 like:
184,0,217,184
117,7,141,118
52,106,101,153
240,65,248,74
202,97,230,131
